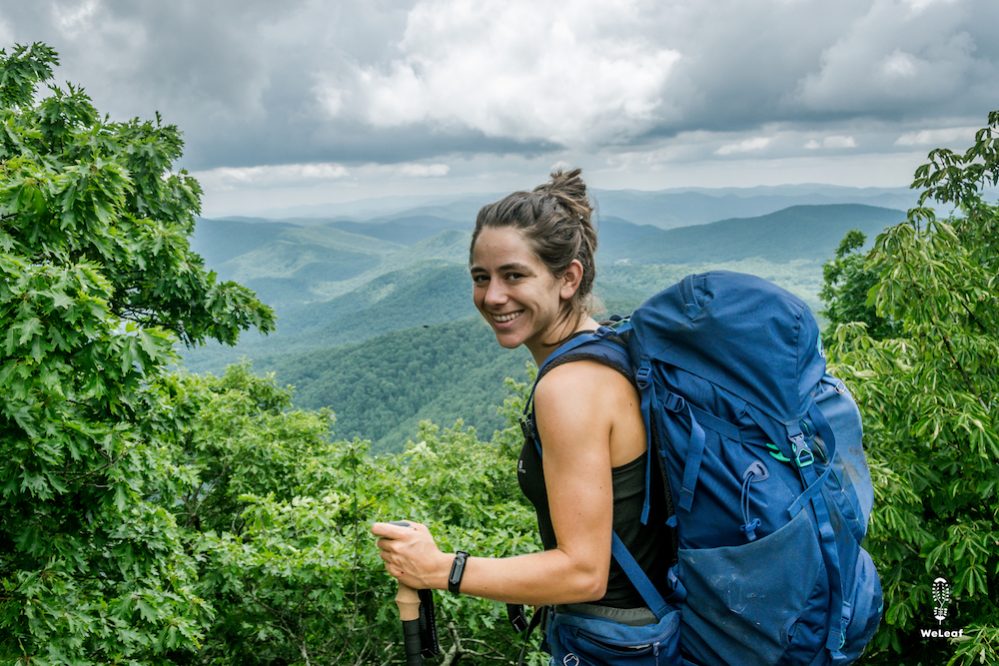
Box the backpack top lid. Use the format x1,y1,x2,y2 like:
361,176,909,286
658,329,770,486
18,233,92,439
628,271,827,420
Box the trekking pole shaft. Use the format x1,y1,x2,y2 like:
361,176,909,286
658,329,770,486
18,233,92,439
396,583,423,665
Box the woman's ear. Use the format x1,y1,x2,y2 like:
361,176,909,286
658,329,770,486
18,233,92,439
559,259,584,301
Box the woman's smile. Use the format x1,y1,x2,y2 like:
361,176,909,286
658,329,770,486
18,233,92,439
490,310,523,324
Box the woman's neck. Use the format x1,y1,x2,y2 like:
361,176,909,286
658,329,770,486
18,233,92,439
529,314,600,366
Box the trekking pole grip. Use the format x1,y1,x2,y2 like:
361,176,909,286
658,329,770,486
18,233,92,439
388,521,424,665
397,583,423,665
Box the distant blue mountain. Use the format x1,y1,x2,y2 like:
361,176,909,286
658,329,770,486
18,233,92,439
592,188,917,229
184,199,913,451
252,184,919,230
598,204,904,264
324,215,467,244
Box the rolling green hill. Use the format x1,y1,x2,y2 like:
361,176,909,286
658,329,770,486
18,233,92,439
229,317,533,452
182,260,480,374
598,204,903,264
192,217,402,307
326,215,468,244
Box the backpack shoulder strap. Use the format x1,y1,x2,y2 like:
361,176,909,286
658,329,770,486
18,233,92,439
536,327,632,385
521,326,624,447
522,326,630,446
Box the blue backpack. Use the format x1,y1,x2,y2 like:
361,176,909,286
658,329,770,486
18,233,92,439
528,271,882,665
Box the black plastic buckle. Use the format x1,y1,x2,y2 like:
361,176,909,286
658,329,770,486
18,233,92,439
519,415,535,443
507,603,529,633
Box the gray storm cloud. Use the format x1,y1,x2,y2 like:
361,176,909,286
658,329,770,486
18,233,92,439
2,0,996,172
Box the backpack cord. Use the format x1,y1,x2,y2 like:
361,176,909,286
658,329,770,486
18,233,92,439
514,605,549,665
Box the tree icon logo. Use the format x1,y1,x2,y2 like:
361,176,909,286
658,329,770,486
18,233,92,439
931,577,951,625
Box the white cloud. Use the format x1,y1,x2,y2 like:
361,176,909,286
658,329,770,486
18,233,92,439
196,162,351,189
894,126,978,146
902,0,959,14
10,0,998,197
715,137,772,156
313,77,346,117
0,16,13,45
51,0,100,34
881,50,919,79
396,163,450,177
804,135,857,150
328,0,682,148
193,160,452,195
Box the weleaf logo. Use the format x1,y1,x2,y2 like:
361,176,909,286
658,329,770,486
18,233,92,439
932,577,951,625
919,576,964,640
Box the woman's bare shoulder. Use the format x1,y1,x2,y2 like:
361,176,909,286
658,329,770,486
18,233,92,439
534,359,634,413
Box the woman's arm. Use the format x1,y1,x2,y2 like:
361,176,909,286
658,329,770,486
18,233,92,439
372,361,630,606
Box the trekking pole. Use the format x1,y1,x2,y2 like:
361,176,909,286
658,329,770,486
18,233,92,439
388,521,439,664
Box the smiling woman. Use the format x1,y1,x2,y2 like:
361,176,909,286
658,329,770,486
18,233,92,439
469,168,600,357
372,168,677,664
469,227,581,354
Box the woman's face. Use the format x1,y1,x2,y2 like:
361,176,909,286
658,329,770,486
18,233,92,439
469,226,571,358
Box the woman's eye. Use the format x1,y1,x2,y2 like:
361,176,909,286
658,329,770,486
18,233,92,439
505,272,523,281
471,274,488,284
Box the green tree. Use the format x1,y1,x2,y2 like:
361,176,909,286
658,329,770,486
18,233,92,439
0,43,274,663
820,229,899,340
165,364,542,664
823,111,999,665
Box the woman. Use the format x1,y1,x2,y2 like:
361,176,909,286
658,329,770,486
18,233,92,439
372,168,675,663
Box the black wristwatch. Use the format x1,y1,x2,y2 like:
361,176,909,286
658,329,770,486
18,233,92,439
448,551,469,595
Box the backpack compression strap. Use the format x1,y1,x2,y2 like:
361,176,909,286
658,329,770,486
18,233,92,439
750,403,849,661
611,532,670,621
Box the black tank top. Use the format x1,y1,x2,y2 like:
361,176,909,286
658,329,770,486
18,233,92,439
517,361,672,609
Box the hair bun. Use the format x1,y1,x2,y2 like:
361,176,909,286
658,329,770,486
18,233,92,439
536,168,591,221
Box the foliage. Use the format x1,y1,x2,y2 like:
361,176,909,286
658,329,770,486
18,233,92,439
0,42,273,663
0,42,545,665
165,364,542,664
822,110,999,665
820,230,899,339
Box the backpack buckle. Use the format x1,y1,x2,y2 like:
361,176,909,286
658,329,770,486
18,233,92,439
793,442,815,467
663,392,685,413
519,415,534,442
765,443,792,463
636,362,652,388
788,433,814,467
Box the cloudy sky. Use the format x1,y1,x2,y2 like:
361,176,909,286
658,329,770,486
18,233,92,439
3,0,997,216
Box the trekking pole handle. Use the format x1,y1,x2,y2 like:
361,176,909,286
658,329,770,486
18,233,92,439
389,521,424,665
397,583,423,665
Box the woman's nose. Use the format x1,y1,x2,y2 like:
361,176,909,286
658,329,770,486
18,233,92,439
483,280,507,306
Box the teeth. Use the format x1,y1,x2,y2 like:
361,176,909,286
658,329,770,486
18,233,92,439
492,312,521,323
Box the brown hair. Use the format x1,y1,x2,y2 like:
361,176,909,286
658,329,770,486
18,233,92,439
470,168,598,320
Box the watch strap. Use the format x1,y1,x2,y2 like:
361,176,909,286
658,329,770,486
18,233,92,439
448,551,469,595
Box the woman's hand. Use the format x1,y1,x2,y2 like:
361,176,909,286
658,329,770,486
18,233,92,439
371,521,451,590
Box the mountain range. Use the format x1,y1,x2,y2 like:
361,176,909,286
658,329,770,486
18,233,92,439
252,183,919,228
184,189,908,450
